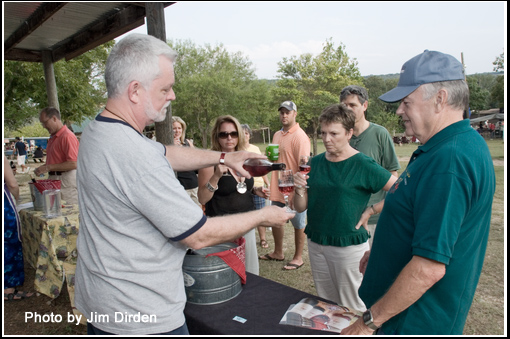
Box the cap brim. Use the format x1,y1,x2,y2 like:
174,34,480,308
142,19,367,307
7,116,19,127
378,84,420,103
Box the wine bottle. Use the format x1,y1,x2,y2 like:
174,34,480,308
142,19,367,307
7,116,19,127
243,159,286,177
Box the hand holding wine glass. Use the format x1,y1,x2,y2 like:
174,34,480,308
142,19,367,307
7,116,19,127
278,169,295,213
298,155,311,188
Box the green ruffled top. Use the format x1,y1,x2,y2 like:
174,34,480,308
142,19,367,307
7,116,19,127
305,152,391,247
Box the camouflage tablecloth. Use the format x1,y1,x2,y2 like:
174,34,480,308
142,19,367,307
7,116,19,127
19,205,85,323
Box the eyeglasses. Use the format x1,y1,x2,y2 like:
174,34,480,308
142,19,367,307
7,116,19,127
40,117,52,126
218,131,239,139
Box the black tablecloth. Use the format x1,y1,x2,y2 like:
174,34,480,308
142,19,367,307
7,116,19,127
184,272,337,335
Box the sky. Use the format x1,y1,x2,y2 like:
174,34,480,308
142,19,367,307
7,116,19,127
121,1,505,79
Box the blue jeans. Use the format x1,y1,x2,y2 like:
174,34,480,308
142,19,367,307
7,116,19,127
87,322,190,335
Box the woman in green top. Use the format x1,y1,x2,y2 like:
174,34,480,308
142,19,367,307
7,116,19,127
293,104,397,311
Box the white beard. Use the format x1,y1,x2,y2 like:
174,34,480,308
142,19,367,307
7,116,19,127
145,98,170,123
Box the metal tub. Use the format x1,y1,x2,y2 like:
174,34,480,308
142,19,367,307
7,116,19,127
183,243,242,305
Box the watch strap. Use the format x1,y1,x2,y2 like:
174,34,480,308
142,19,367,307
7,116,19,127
363,309,379,331
219,152,226,165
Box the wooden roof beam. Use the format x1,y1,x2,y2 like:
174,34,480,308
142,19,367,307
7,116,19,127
4,2,68,53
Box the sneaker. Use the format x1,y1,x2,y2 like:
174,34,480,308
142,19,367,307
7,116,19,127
26,167,31,172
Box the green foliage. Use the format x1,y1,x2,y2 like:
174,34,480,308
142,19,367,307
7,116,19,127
467,77,490,111
273,38,363,153
362,71,504,131
4,41,113,132
168,40,273,148
492,52,504,72
490,75,504,108
15,119,50,138
363,76,402,134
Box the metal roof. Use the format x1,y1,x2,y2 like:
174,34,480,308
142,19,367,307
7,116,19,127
4,2,175,63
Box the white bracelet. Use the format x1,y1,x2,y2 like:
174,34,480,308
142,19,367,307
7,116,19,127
206,181,218,192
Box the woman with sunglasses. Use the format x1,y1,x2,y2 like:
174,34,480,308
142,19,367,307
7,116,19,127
198,115,267,275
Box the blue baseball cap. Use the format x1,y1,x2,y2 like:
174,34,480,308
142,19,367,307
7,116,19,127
379,50,465,103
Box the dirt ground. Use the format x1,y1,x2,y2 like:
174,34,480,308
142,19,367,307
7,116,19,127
3,262,87,335
3,157,505,335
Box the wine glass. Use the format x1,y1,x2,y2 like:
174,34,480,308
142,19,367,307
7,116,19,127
298,155,311,188
278,169,295,212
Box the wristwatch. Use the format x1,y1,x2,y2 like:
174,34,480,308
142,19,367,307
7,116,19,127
363,309,380,331
206,182,218,192
219,152,226,165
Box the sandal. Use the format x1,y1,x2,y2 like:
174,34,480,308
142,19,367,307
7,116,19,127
4,289,34,301
260,240,269,248
282,262,304,271
258,253,285,261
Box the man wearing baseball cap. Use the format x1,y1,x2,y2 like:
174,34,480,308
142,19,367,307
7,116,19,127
259,101,310,271
342,50,496,335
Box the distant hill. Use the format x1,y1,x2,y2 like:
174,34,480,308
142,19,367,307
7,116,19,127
262,72,502,82
363,73,400,80
363,71,503,80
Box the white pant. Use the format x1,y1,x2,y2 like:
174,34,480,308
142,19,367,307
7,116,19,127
17,155,26,166
368,223,377,248
244,228,259,275
49,169,78,205
308,238,369,312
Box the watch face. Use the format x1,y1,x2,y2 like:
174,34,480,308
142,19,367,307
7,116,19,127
363,310,378,330
363,310,371,323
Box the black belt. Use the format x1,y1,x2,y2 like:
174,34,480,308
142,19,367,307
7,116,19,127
48,171,64,175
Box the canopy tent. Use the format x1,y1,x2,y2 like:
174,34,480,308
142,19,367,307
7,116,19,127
469,113,505,124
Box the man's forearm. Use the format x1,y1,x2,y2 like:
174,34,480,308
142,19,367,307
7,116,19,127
370,256,446,327
165,145,221,172
41,161,77,173
342,255,445,335
165,145,265,177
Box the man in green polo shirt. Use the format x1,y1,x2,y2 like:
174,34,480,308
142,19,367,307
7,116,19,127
342,50,496,335
340,85,400,247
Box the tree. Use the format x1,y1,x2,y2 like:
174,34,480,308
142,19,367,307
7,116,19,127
466,76,490,111
362,76,402,135
274,38,363,154
491,52,504,109
490,75,504,109
168,40,272,148
493,51,504,72
4,41,113,132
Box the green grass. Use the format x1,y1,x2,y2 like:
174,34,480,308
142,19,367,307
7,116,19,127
253,138,505,335
10,138,504,335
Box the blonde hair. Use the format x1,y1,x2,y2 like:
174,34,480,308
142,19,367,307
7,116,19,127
210,115,246,152
172,116,187,144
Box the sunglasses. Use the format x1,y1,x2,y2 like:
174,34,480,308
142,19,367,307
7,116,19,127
218,131,239,139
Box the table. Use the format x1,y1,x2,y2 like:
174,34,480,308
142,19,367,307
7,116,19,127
19,204,84,322
184,273,338,335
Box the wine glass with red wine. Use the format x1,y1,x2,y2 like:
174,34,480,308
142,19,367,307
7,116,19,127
278,169,295,212
298,155,311,188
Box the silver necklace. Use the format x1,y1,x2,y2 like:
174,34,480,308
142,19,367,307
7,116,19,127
228,169,247,194
236,181,247,194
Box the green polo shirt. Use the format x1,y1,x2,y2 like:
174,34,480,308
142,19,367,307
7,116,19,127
349,123,400,224
359,120,496,334
305,152,391,246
